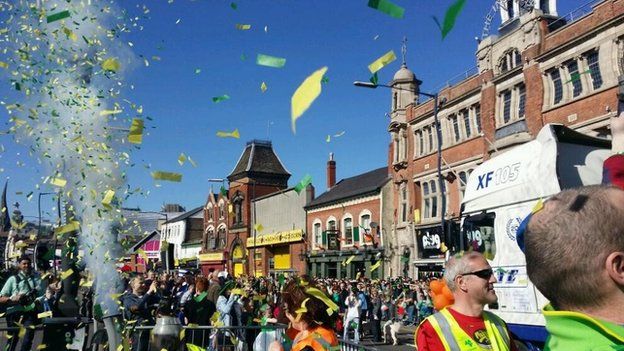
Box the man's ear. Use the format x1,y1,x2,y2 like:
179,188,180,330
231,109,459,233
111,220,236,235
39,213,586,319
605,252,624,286
455,275,468,292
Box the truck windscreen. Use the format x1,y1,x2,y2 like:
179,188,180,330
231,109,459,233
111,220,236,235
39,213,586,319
462,212,496,260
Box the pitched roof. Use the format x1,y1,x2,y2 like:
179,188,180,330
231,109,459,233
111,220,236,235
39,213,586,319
164,206,203,224
306,167,390,209
118,208,164,240
228,140,290,181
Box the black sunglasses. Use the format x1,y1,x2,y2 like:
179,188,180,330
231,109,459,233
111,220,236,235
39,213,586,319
461,268,494,280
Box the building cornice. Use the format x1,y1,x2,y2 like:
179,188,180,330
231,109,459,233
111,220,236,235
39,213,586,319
306,194,380,214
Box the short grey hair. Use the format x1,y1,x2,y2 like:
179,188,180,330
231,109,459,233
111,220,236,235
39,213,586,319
444,252,484,291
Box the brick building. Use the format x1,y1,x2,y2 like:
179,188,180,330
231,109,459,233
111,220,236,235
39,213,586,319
388,0,623,278
305,154,392,279
200,140,291,276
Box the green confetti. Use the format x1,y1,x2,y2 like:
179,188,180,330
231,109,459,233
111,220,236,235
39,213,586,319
46,10,71,23
220,186,228,197
565,69,592,84
231,2,237,9
367,0,405,19
321,76,329,84
194,292,208,302
433,0,466,40
369,72,378,85
240,54,247,61
212,94,230,103
294,174,312,194
256,54,286,68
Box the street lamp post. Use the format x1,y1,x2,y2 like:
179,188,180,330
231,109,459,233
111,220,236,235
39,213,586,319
353,81,447,250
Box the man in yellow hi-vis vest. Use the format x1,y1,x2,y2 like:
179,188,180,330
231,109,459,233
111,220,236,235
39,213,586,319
415,252,518,351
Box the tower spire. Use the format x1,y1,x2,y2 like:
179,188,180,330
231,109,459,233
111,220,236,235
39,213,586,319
401,36,407,66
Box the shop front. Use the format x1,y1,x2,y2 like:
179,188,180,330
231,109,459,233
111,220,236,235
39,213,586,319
308,247,385,279
198,252,227,275
230,244,245,277
246,229,304,276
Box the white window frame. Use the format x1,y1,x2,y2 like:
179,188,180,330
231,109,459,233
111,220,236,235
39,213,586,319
399,183,409,224
542,47,606,109
359,210,372,245
342,213,354,247
312,219,322,249
496,82,526,128
421,178,441,220
326,216,337,231
218,199,225,220
206,203,214,222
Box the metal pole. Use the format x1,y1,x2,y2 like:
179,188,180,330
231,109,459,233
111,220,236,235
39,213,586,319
433,94,447,248
252,180,256,277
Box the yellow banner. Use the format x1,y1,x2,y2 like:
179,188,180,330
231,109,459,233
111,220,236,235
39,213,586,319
198,252,224,262
246,229,303,248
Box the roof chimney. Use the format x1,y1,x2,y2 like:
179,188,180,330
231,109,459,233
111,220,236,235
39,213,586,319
327,153,336,190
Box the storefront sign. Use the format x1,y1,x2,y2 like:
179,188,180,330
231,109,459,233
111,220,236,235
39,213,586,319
246,229,303,248
198,252,224,262
416,226,445,259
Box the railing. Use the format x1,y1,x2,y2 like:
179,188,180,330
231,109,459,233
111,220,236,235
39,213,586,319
0,322,382,350
547,0,605,33
435,66,479,91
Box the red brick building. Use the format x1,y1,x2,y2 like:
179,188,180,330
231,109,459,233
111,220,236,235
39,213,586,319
200,140,290,276
305,154,392,279
388,0,623,278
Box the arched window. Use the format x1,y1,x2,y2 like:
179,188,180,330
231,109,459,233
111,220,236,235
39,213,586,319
232,192,245,225
313,219,322,248
343,215,353,245
498,48,521,74
206,204,214,222
218,200,225,219
326,217,337,231
216,225,226,249
206,227,215,249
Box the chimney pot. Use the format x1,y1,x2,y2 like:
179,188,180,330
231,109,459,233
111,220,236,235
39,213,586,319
327,153,336,190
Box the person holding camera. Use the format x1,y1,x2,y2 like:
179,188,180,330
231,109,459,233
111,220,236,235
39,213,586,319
0,255,44,351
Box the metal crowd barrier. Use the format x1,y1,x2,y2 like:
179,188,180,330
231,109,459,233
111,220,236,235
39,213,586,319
132,324,287,350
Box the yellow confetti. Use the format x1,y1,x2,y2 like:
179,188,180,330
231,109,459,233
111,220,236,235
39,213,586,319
151,171,182,182
291,66,328,134
100,109,122,116
102,58,121,72
370,261,381,272
326,135,331,143
216,129,240,139
235,24,251,30
61,269,74,280
188,157,197,168
368,50,396,74
343,255,356,266
102,190,115,208
179,328,185,340
128,118,144,144
50,177,67,187
55,221,80,235
178,153,187,166
137,249,148,262
260,81,267,93
253,223,263,232
36,345,46,350
18,327,25,338
117,345,123,351
532,198,544,213
62,27,77,41
37,311,53,319
0,62,8,69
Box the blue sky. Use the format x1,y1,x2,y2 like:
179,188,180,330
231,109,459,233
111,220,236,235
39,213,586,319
0,0,588,219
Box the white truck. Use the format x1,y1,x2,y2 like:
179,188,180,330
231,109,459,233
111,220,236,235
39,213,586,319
459,123,611,343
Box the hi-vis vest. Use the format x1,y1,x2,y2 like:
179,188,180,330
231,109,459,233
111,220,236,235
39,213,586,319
423,308,512,351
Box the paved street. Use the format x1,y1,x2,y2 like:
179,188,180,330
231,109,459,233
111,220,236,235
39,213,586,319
351,323,418,351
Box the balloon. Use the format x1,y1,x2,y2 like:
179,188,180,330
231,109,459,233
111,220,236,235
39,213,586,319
442,285,454,300
430,279,443,294
433,294,451,311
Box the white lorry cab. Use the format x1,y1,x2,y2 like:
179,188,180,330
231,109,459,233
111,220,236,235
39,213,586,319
459,123,611,343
